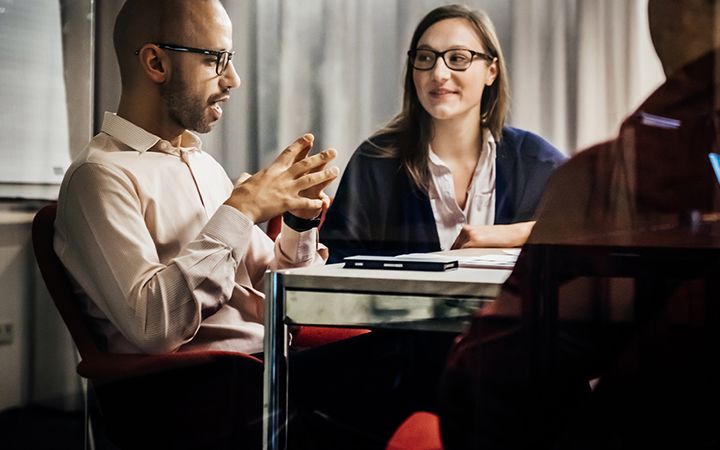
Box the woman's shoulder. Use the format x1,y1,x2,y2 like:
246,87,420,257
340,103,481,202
358,132,399,152
499,126,566,163
350,133,402,164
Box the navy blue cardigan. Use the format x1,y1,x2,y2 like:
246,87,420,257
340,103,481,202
321,127,566,263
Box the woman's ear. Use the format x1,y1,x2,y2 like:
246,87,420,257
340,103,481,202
485,57,498,86
136,44,169,84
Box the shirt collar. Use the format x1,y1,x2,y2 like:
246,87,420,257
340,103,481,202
100,112,203,155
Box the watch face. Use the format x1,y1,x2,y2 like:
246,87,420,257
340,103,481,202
711,153,720,186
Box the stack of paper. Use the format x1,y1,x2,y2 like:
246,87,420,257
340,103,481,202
398,249,519,269
455,253,517,269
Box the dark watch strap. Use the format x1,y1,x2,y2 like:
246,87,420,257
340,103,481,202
282,212,321,232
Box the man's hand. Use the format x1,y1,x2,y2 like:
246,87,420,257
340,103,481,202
224,134,339,224
288,137,335,219
450,221,535,249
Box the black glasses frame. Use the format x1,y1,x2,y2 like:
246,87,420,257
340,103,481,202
135,43,235,76
407,48,494,72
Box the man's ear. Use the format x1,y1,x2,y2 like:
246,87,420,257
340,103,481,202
136,44,169,84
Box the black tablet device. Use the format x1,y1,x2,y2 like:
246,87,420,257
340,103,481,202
343,255,459,271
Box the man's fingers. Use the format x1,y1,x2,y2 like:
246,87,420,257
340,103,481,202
291,133,314,163
294,166,339,191
314,176,336,193
301,176,335,198
319,191,331,209
274,134,314,167
288,149,337,178
286,197,324,212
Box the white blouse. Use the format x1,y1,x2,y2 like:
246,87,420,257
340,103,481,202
428,129,497,250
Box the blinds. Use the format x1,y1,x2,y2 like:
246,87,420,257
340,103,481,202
0,0,70,186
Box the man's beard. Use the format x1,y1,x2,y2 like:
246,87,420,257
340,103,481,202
161,72,214,134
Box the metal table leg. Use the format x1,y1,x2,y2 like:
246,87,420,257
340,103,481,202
263,271,288,450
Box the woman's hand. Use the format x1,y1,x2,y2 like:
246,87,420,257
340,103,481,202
450,221,535,249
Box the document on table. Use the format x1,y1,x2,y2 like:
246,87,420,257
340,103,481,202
399,249,519,269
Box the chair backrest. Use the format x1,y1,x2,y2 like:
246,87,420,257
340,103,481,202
32,207,267,449
266,215,283,242
32,203,100,359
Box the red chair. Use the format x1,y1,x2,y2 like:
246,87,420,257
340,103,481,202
265,214,284,243
386,411,444,450
32,203,268,449
34,201,372,448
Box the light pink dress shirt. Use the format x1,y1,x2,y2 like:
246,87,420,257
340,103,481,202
54,112,327,354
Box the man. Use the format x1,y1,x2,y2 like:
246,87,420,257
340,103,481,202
55,1,449,449
56,0,336,356
440,0,720,448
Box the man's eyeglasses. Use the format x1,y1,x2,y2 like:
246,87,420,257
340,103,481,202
135,43,235,76
407,48,494,71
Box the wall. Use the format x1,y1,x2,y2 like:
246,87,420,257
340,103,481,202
0,203,82,413
0,0,93,412
0,209,34,409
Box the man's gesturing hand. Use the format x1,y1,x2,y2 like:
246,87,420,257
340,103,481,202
224,133,339,224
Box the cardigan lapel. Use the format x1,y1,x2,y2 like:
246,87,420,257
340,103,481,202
495,136,514,224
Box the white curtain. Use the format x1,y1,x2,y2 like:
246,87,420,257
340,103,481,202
95,0,665,184
253,0,512,190
247,0,664,183
575,0,664,151
512,0,664,155
511,0,578,154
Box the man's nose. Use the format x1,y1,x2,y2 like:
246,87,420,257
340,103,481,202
222,60,241,90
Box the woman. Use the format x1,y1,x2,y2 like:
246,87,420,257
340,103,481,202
321,4,566,263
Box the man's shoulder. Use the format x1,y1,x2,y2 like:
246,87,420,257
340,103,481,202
61,134,121,180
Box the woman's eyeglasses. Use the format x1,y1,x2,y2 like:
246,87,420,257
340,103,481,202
407,48,494,71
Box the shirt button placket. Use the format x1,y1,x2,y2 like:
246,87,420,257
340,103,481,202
180,149,207,212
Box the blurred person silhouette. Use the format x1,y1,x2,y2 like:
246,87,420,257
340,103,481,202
440,0,720,448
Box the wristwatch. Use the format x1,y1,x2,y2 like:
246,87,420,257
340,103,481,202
282,212,321,232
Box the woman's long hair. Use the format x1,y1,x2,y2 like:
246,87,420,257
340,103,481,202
371,4,510,193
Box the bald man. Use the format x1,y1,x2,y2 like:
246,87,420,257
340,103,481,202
54,1,453,449
440,0,720,449
57,0,337,356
